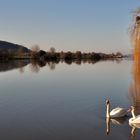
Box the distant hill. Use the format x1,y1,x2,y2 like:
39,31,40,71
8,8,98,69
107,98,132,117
0,40,30,53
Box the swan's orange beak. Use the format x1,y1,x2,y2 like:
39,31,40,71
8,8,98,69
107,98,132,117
127,108,131,112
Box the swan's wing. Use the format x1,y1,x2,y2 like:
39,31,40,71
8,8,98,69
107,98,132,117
132,123,140,128
136,115,140,118
110,107,127,117
132,116,140,124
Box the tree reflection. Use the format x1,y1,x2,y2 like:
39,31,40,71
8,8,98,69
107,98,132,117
48,62,56,71
29,60,40,73
0,59,123,74
19,67,25,73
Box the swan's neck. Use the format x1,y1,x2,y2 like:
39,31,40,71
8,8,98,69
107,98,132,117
106,103,110,118
131,109,136,119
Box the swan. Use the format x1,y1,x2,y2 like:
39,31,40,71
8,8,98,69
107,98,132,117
106,100,127,118
129,106,140,124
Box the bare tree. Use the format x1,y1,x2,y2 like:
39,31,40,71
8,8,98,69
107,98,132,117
49,47,56,54
30,45,40,58
31,45,40,52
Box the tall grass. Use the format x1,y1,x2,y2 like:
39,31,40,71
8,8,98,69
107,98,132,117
129,8,140,110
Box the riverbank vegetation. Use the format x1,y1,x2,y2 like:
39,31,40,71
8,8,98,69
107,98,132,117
30,48,123,62
0,40,124,61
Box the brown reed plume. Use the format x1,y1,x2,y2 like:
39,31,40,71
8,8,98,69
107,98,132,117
129,8,140,111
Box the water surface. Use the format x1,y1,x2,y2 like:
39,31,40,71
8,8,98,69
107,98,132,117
0,60,138,140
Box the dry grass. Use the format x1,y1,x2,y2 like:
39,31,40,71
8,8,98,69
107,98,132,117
129,8,140,110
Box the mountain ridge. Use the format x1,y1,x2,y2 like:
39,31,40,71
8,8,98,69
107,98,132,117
0,40,30,53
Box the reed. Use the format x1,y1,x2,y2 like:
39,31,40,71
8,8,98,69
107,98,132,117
129,8,140,110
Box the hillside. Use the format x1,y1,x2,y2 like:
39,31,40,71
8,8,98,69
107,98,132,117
0,40,30,53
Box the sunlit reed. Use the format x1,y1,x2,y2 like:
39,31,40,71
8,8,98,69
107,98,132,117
129,8,140,110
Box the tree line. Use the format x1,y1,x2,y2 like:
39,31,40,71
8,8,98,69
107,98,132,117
31,46,123,61
0,45,123,61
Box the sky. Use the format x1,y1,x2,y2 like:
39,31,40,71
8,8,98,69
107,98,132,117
0,0,139,53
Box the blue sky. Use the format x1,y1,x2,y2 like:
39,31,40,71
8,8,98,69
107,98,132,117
0,0,139,53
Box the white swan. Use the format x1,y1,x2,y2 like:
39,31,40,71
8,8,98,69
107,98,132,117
129,106,140,124
106,100,127,118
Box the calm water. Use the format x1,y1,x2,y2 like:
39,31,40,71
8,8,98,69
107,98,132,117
0,59,139,140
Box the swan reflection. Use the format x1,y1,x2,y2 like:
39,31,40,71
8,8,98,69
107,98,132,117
129,123,140,138
111,117,127,125
105,117,127,135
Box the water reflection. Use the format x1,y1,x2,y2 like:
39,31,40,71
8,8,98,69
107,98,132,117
105,117,110,135
29,59,100,72
111,117,127,125
25,58,123,73
0,60,30,72
0,54,134,139
129,123,140,138
105,117,128,136
0,58,123,74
